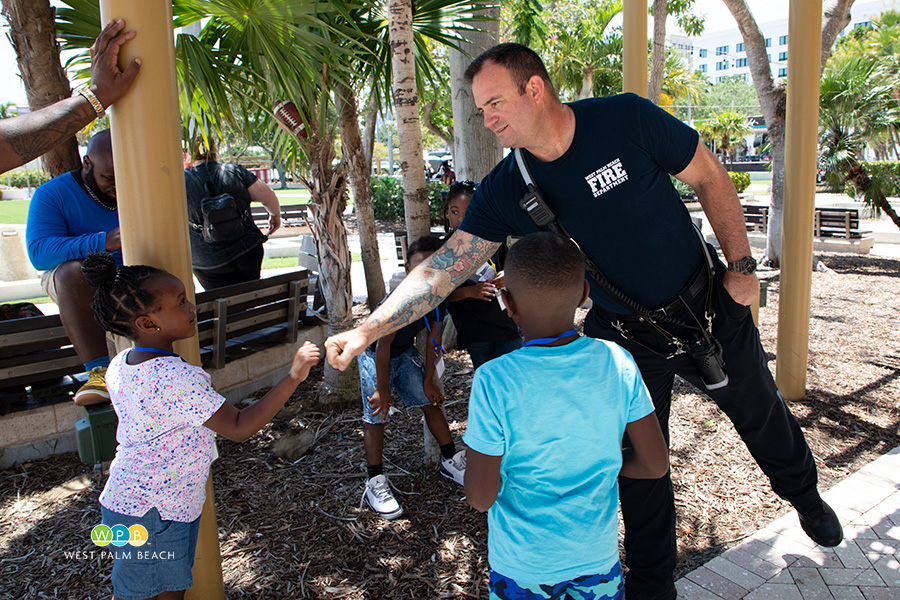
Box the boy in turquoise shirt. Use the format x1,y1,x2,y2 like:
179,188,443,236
464,232,669,600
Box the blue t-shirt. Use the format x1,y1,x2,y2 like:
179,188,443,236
463,336,654,583
459,93,702,313
26,171,122,271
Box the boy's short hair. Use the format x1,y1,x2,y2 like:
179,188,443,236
464,43,557,99
505,232,584,293
406,236,444,263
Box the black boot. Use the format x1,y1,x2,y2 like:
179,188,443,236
792,494,843,547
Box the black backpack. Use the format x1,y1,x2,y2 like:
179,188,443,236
191,168,249,244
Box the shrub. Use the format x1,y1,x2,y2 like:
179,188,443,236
1,169,50,189
370,176,445,226
728,171,751,193
670,175,696,199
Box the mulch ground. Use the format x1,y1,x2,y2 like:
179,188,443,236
2,251,899,599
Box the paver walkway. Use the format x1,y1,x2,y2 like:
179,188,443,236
676,445,900,599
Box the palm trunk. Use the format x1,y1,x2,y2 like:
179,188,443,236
722,0,855,267
2,0,81,176
336,81,386,309
388,0,431,242
848,162,900,229
362,85,378,171
648,0,667,105
448,5,502,182
297,132,359,402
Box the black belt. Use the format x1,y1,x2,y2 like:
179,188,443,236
616,265,708,322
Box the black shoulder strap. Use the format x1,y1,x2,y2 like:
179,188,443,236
513,149,659,323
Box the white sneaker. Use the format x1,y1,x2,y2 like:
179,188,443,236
440,450,467,485
363,475,403,520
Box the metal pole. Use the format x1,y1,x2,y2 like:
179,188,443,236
97,2,225,597
623,0,648,97
776,0,822,400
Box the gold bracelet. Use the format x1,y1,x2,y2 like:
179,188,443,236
76,88,106,119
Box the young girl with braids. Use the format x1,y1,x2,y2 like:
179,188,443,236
82,252,319,600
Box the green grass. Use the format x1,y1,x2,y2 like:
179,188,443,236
0,199,30,224
261,251,360,271
273,188,311,203
16,296,51,305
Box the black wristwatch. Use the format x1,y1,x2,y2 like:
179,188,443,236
727,255,758,275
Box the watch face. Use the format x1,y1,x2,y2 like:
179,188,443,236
730,256,757,274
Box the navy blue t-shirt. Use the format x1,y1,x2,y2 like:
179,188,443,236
459,93,703,313
367,297,449,358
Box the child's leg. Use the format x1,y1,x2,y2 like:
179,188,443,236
421,404,452,446
358,350,387,478
364,423,386,471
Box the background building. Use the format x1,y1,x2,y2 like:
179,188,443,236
680,0,892,83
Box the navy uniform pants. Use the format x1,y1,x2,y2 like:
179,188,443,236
584,262,818,598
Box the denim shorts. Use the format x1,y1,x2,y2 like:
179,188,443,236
489,561,624,600
358,346,432,424
101,506,200,600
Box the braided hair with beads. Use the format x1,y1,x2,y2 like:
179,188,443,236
82,253,167,339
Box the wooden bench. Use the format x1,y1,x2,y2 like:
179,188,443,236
0,313,86,413
195,270,314,369
814,208,871,239
742,205,769,233
251,203,307,229
742,205,872,239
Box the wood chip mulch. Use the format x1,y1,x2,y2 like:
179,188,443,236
2,251,899,599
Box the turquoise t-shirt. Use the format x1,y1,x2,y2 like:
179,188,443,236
463,336,654,583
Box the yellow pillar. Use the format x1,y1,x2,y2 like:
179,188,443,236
776,0,822,400
623,0,648,97
98,2,225,598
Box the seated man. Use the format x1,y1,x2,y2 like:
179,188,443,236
26,129,119,405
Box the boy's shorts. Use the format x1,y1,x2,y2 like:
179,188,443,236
489,561,624,600
101,506,201,600
358,346,432,424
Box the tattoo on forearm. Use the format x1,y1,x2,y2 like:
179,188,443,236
365,235,499,337
2,98,93,166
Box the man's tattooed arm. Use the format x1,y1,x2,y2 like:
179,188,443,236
365,230,500,336
0,98,97,174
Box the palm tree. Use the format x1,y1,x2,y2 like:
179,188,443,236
542,0,623,100
57,0,487,400
697,109,750,169
819,52,900,229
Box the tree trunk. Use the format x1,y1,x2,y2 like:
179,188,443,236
422,99,453,148
2,0,81,176
389,0,431,241
721,0,853,267
448,5,502,183
336,81,386,309
362,85,378,171
847,162,900,229
297,131,359,402
577,68,594,100
821,0,855,72
648,0,667,105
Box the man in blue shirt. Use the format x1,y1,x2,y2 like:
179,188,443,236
26,129,120,406
327,44,842,600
